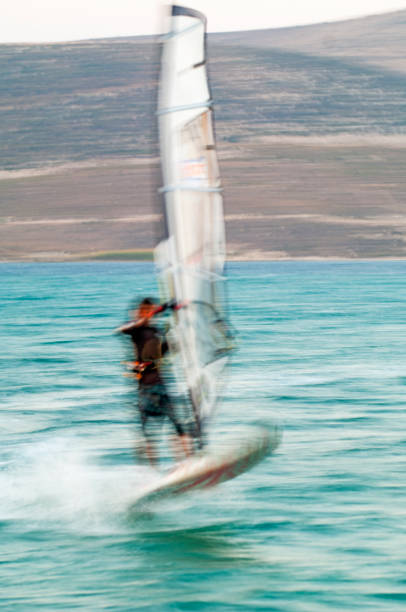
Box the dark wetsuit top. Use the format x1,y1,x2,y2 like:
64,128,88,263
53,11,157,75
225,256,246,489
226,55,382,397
122,324,168,386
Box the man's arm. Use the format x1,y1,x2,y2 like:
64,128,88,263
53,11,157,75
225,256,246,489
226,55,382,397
114,321,138,334
136,299,187,320
157,299,188,313
114,300,188,333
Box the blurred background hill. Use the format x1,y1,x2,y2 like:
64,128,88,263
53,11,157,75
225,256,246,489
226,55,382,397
1,9,406,260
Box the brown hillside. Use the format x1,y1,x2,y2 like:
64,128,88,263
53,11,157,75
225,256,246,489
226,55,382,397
1,10,406,260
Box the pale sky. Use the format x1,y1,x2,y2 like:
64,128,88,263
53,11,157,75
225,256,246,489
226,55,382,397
2,0,406,43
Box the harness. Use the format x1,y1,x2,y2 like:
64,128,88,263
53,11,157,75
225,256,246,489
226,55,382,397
131,360,158,380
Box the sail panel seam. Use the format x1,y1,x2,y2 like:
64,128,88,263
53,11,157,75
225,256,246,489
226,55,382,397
163,21,202,40
157,100,212,115
159,185,222,193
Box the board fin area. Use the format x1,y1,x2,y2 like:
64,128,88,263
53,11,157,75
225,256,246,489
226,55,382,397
131,425,281,509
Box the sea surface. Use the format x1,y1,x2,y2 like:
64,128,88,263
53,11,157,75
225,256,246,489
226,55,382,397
1,261,406,611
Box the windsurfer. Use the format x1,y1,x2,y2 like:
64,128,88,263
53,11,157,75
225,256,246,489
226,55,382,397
116,297,192,467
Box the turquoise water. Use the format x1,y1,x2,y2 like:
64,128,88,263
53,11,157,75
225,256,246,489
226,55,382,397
2,261,406,610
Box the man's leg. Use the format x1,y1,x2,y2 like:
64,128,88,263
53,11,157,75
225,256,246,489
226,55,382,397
164,397,193,461
138,387,159,467
171,432,193,462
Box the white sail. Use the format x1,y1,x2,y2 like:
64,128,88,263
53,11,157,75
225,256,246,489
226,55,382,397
155,5,232,440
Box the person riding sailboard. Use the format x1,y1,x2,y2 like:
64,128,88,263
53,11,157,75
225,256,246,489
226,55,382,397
116,297,192,467
123,6,280,505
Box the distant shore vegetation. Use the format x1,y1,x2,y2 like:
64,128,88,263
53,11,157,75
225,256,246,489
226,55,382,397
77,250,153,261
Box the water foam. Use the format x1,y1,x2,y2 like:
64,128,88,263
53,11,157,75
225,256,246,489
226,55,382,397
1,436,159,534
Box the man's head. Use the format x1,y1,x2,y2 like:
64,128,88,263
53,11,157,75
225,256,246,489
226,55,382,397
133,297,156,322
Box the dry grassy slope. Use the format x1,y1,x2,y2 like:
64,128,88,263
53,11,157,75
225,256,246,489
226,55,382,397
1,11,406,260
0,38,159,170
216,9,406,74
2,141,406,260
1,11,406,171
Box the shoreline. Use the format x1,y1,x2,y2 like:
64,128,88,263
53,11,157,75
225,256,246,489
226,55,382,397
3,254,406,264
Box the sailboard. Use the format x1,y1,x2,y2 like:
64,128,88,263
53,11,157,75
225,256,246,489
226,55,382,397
132,425,281,508
132,5,280,506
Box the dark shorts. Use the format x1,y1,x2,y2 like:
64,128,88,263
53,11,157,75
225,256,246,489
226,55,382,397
138,383,184,437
